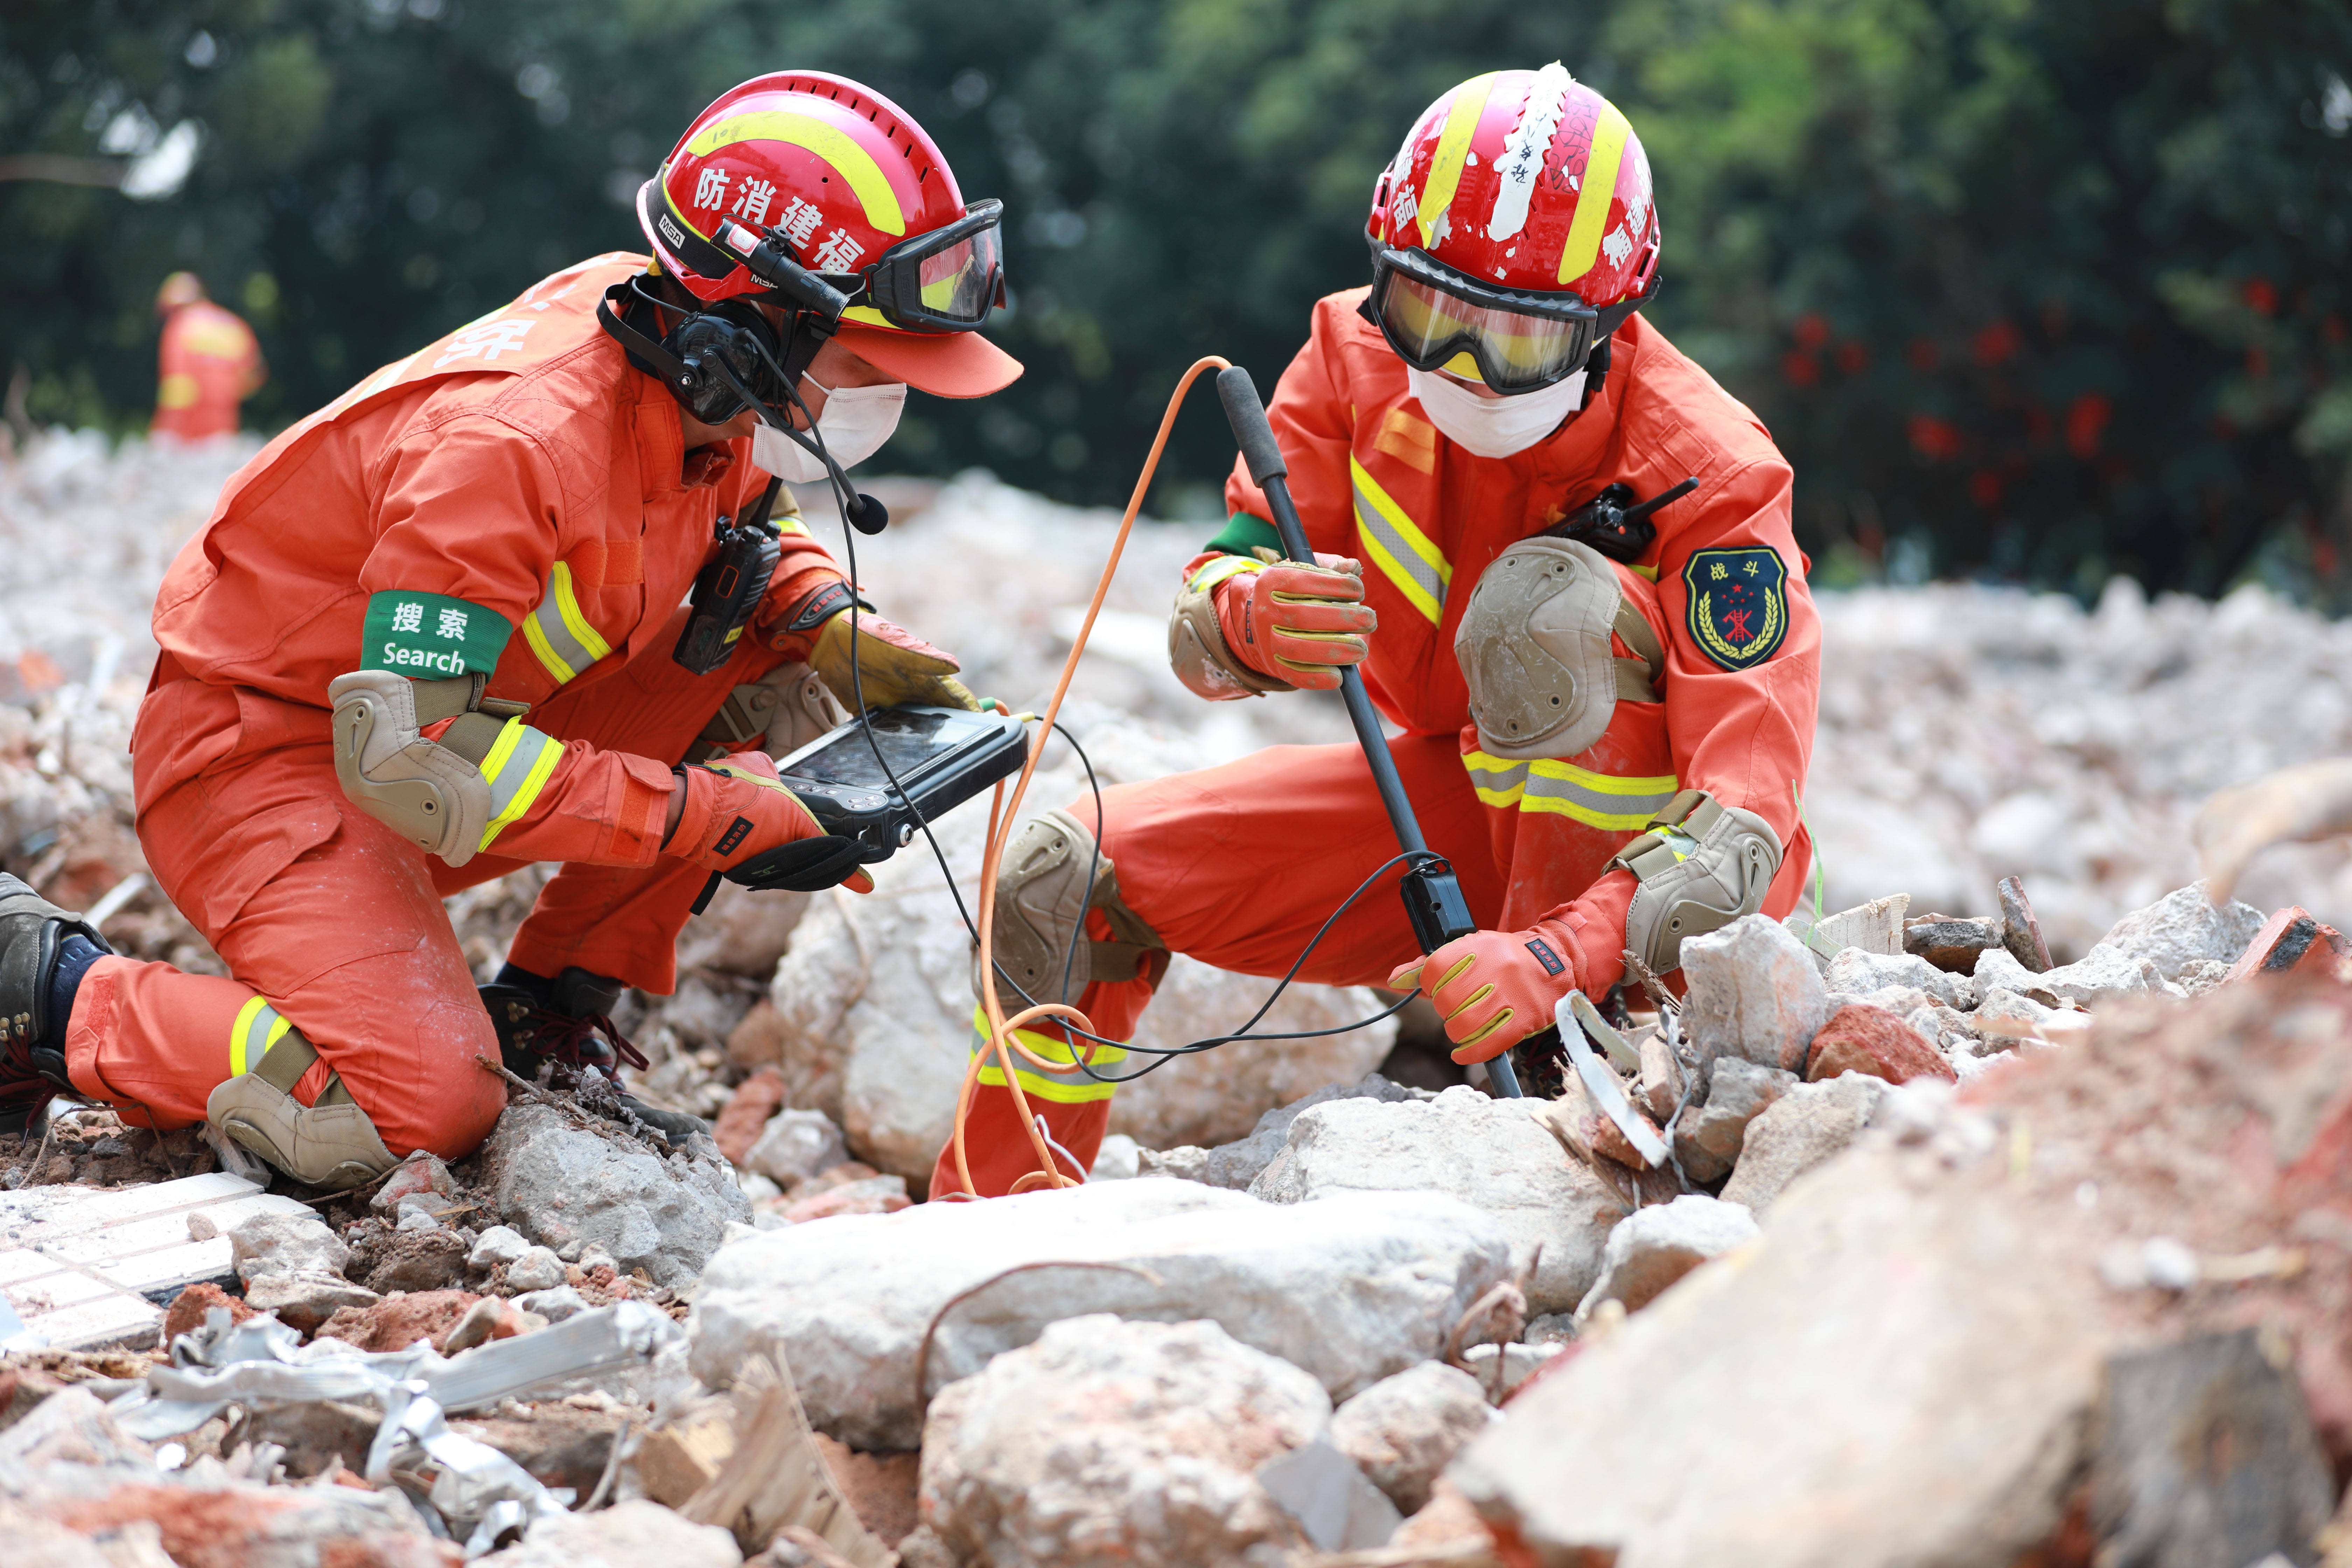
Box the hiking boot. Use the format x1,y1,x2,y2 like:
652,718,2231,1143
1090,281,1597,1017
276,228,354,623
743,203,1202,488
479,965,709,1144
0,874,112,1136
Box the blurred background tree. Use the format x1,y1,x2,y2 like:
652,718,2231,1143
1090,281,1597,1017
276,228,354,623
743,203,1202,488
2,0,2347,598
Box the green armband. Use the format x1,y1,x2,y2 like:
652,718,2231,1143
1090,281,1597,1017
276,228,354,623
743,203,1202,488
1205,512,1283,559
360,591,512,678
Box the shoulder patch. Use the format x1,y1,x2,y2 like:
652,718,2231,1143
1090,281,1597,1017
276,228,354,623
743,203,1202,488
1681,547,1788,671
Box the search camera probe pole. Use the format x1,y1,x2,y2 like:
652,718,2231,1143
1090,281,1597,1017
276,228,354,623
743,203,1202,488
1216,367,1524,1099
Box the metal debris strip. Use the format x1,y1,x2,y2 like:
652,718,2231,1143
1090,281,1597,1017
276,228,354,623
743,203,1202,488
1556,992,1669,1169
106,1301,682,1555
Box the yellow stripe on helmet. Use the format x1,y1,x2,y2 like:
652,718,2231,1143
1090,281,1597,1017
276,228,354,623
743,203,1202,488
1418,73,1499,250
1558,100,1632,287
682,111,907,236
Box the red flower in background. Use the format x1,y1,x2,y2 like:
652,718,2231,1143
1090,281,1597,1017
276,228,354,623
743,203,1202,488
1909,415,1963,461
2065,393,2110,459
1793,313,1830,351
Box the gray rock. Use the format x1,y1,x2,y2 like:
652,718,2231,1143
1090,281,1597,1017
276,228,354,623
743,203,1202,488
1719,1074,1887,1213
688,1178,1512,1450
1972,944,2058,1006
919,1315,1329,1568
514,1285,589,1323
1905,1002,1982,1058
227,1210,349,1284
1636,1031,1686,1123
1824,948,1971,1011
2177,958,2230,996
1257,1437,1403,1553
474,1102,749,1287
242,1269,380,1325
1680,915,1835,1072
1450,1138,2110,1567
468,1225,531,1270
478,1497,741,1568
1974,987,2060,1043
1248,1085,1624,1314
741,1107,850,1184
2035,943,2179,1008
1088,1133,1142,1180
1577,1195,1759,1319
1458,1342,1567,1401
1140,1073,1420,1190
1329,1361,1496,1514
2095,882,2266,982
504,1245,566,1293
1902,915,2003,973
1672,1058,1798,1185
394,1208,441,1234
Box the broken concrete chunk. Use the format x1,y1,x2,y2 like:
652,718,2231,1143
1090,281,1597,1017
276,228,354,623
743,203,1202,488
239,1269,380,1333
2095,882,2266,983
1973,944,2061,1006
2034,943,2178,1007
920,1315,1329,1568
1637,1031,1686,1123
504,1246,566,1293
369,1149,453,1214
1258,1436,1401,1553
469,1225,532,1270
1718,1073,1886,1214
227,1210,349,1283
1998,875,2054,972
1804,1003,1956,1086
515,1285,588,1322
743,1109,851,1185
1139,1073,1419,1191
688,1180,1512,1450
478,1497,742,1568
1672,1058,1798,1186
1974,987,2062,1043
2088,1330,2336,1568
1825,948,1972,1011
1680,915,1835,1072
1787,893,1910,969
1250,1085,1623,1314
1903,915,2003,973
1089,1133,1142,1180
475,1102,749,1287
1577,1195,1759,1320
1329,1360,1495,1515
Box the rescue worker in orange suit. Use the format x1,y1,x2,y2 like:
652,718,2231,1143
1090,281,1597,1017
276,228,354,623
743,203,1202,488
151,272,266,442
0,73,1022,1188
935,66,1818,1198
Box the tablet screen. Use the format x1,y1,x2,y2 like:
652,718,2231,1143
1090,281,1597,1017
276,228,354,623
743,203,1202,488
784,708,955,789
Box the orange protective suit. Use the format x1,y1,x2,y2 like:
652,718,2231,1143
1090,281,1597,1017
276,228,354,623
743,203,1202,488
70,254,850,1157
153,299,265,442
934,294,1819,1198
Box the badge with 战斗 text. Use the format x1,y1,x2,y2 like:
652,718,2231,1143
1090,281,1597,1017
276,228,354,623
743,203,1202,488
1681,548,1788,671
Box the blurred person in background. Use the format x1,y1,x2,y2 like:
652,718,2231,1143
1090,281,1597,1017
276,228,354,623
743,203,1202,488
150,272,265,442
0,73,1018,1187
939,64,1818,1197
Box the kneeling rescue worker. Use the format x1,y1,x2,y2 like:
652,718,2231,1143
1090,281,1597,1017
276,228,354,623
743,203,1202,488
935,65,1820,1197
0,72,1021,1185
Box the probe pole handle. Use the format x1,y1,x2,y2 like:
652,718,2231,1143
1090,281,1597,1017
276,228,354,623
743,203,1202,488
1217,368,1521,1098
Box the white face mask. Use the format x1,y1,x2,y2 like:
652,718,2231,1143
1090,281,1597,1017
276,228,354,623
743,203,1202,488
749,376,907,482
1406,365,1587,459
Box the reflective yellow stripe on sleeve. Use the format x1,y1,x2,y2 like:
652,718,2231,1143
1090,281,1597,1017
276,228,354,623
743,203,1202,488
968,1006,1126,1105
477,718,565,849
228,995,293,1079
1185,554,1265,595
520,562,612,685
1349,457,1450,624
1462,751,1680,832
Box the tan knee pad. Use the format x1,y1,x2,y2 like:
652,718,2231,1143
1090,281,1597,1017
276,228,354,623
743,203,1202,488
976,808,1167,1013
206,1027,397,1191
1454,537,1664,761
689,662,851,764
1609,789,1784,976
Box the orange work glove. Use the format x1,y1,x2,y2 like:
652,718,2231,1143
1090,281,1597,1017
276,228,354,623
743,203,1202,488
667,753,875,894
1387,917,1594,1063
1207,553,1377,692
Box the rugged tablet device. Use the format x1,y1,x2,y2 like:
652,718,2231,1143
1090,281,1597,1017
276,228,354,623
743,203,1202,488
774,703,1031,860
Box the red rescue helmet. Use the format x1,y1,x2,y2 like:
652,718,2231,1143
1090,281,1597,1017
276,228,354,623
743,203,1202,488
638,71,1020,398
1365,65,1660,394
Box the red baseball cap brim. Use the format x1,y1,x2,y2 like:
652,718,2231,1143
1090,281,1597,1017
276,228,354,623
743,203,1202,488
833,322,1023,399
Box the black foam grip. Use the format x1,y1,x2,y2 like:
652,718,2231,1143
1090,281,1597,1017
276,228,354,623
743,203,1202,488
723,835,871,893
1216,366,1289,486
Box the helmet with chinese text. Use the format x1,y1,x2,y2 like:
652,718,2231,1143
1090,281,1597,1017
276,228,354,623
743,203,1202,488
642,71,970,323
1368,64,1659,313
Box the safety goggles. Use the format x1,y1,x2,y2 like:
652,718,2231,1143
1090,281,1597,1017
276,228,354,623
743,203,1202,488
859,198,1007,332
1367,244,1646,395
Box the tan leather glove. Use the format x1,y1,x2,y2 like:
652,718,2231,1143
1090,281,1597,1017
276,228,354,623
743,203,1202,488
810,611,980,712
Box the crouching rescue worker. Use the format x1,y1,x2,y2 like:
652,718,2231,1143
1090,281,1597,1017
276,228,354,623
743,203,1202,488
0,72,1021,1187
935,65,1818,1197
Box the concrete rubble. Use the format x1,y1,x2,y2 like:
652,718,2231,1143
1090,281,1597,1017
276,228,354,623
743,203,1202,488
7,444,2352,1565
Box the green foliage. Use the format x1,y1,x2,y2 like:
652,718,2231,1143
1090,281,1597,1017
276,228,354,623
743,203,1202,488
1,0,2346,595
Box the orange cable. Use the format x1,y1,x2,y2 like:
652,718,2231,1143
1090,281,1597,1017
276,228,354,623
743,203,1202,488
946,354,1234,1197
